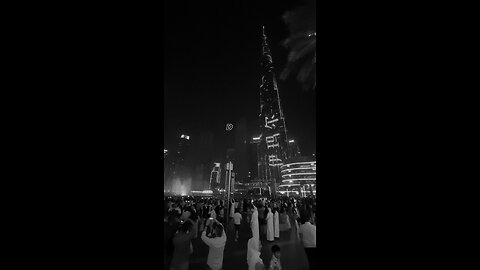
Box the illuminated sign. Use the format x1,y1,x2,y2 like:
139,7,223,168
264,115,279,129
180,134,190,140
266,133,280,149
268,154,283,167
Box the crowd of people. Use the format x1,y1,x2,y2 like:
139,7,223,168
164,195,317,270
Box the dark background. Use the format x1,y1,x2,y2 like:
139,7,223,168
164,0,316,162
2,1,464,268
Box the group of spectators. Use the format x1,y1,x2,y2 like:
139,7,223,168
164,195,316,270
247,196,316,270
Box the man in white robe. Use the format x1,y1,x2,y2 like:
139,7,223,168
273,209,280,239
247,237,264,270
266,208,274,242
250,204,260,240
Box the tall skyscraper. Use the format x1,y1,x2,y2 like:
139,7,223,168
209,163,222,190
176,134,191,165
287,138,301,157
170,134,191,181
257,27,291,198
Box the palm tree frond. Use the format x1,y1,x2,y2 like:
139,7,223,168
280,0,316,90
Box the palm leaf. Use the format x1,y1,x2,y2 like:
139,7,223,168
281,0,316,91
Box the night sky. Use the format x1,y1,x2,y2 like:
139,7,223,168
164,0,316,162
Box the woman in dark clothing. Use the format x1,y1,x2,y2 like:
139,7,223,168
257,205,266,238
164,214,180,270
170,219,197,270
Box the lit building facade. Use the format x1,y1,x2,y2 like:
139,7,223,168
278,156,316,197
256,27,298,198
176,134,190,165
209,163,222,190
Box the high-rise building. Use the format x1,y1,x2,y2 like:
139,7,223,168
287,138,301,157
256,27,291,198
209,162,222,190
169,134,191,181
177,134,191,164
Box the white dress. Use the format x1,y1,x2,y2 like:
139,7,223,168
273,211,280,238
251,206,260,240
266,209,274,241
247,237,264,270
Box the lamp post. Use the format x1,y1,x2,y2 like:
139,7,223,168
225,161,233,218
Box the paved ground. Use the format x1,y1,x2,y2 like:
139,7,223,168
188,213,310,270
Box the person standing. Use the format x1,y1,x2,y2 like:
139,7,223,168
292,207,300,239
268,245,282,270
273,208,280,239
202,203,210,231
266,208,274,242
298,215,316,270
250,204,260,241
180,208,191,222
165,214,180,269
218,202,225,225
197,201,204,233
258,205,265,238
170,219,197,270
233,208,242,242
247,237,265,270
209,206,217,219
201,220,227,270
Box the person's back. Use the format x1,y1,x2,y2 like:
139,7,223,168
298,216,316,270
203,205,210,219
218,205,224,224
201,224,226,270
299,220,316,248
196,203,202,216
165,215,180,269
171,220,196,270
247,237,265,270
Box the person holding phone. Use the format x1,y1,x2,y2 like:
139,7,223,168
201,218,227,270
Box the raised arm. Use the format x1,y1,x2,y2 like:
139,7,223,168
201,231,214,247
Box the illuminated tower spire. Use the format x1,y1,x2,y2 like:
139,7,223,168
257,26,291,199
262,26,270,56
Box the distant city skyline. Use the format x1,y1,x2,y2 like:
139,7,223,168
164,0,316,189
